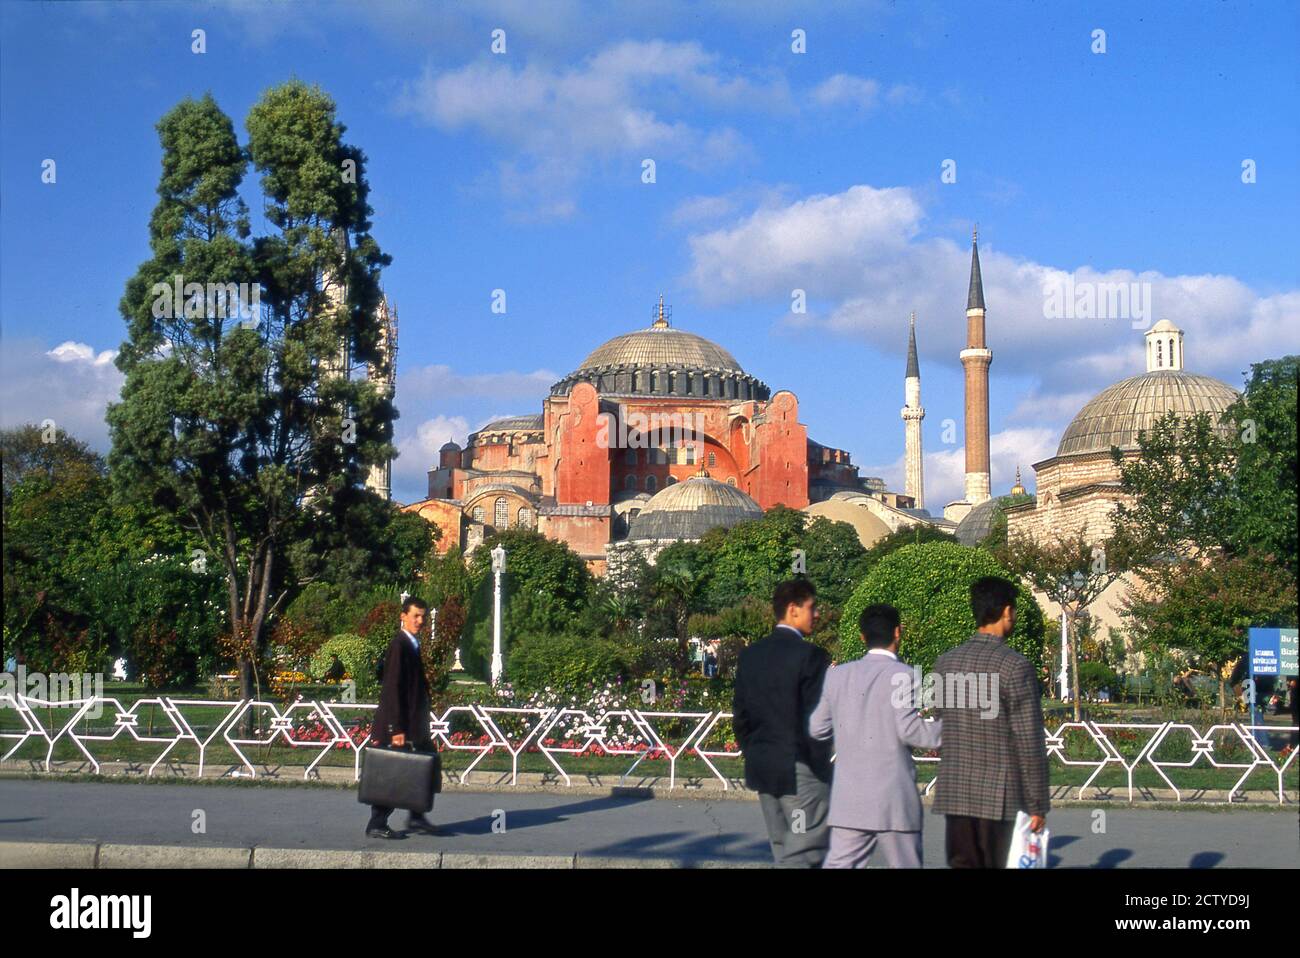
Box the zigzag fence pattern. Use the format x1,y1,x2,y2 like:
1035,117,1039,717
1,694,1295,803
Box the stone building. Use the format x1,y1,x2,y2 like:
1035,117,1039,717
404,298,909,573
1005,320,1240,633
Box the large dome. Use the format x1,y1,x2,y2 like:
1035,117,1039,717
1056,370,1239,457
550,309,769,400
577,325,745,375
626,473,762,541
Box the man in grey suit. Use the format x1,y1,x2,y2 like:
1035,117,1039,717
810,603,941,868
932,575,1049,868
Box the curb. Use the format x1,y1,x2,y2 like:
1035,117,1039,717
0,839,763,870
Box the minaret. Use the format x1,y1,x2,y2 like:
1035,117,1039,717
960,226,992,505
900,311,925,509
365,297,398,500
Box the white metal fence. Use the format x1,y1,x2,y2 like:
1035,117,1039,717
1,693,1295,803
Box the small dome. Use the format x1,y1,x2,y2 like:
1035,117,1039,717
471,414,544,438
802,498,892,549
954,493,1032,546
1056,371,1239,457
626,474,762,541
439,440,461,452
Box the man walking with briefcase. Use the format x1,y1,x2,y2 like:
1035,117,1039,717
361,595,442,839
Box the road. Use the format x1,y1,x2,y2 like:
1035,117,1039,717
1,779,1296,867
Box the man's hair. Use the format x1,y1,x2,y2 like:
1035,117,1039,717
970,576,1017,627
401,595,430,614
772,579,816,621
859,603,901,648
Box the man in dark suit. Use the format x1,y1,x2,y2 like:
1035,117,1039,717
732,579,833,868
932,576,1049,867
365,595,440,839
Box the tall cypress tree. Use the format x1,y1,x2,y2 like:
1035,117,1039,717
109,85,395,701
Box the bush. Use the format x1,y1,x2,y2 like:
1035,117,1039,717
506,633,628,695
838,541,1045,673
309,632,389,700
1077,660,1120,698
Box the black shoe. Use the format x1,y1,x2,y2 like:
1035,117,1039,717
365,825,407,840
406,816,440,836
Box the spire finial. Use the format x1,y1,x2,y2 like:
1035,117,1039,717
905,311,920,379
653,293,671,328
973,223,978,244
966,228,986,311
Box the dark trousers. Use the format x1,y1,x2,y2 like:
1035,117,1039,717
367,799,434,830
757,762,831,868
945,815,1013,868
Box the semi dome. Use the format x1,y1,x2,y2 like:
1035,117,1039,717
626,472,762,541
1056,371,1239,458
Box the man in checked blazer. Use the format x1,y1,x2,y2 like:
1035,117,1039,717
932,576,1049,867
810,603,941,867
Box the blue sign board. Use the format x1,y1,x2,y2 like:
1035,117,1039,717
1248,627,1299,677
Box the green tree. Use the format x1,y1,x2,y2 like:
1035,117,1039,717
999,527,1132,719
107,87,394,702
839,541,1046,674
462,529,593,681
1224,356,1298,575
1122,552,1297,709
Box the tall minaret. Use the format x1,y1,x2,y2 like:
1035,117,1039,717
900,311,925,509
365,297,398,500
960,226,992,505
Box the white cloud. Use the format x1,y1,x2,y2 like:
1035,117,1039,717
397,363,557,405
394,39,783,216
863,426,1058,510
0,339,123,449
683,183,1300,428
810,74,920,111
393,414,472,500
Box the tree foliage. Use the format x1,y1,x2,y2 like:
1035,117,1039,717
839,541,1046,673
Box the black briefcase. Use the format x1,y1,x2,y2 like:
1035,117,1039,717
358,746,441,812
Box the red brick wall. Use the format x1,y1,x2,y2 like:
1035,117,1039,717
554,382,611,505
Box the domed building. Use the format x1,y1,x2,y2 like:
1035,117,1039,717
1006,320,1239,545
1005,320,1240,633
606,470,764,570
407,297,915,572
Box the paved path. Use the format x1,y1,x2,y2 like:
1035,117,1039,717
1,779,1296,867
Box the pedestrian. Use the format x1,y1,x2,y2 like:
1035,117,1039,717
731,579,833,868
810,603,941,868
364,596,441,839
931,576,1049,868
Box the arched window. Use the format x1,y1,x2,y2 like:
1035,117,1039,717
472,505,485,523
625,475,637,491
1155,341,1163,367
1169,338,1175,365
646,476,657,492
685,444,696,465
667,476,678,485
494,497,508,528
517,507,534,529
726,477,736,487
708,451,717,468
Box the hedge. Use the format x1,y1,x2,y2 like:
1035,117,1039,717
838,541,1045,673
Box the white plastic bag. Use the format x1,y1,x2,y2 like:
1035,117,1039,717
1006,810,1050,868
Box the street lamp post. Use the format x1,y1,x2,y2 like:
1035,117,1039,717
490,544,506,686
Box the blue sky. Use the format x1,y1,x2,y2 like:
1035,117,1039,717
2,0,1297,507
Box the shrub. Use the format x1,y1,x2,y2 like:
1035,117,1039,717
506,633,628,695
309,632,388,700
1077,660,1120,698
838,541,1045,673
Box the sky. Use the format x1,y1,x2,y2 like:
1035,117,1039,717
2,0,1297,508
